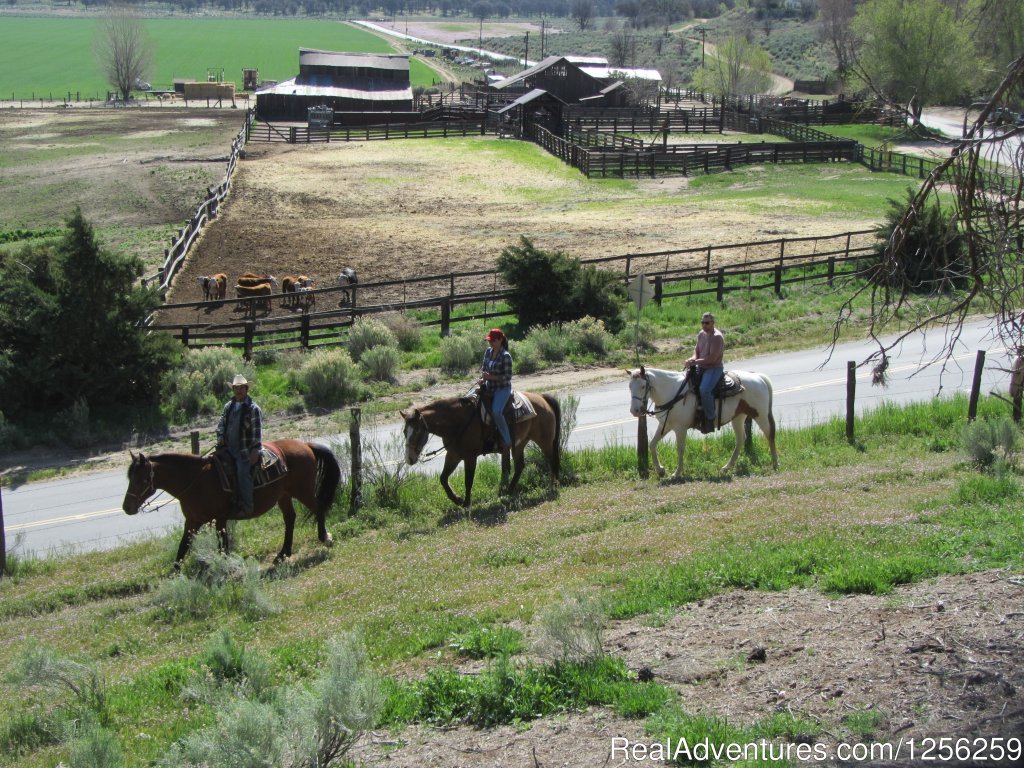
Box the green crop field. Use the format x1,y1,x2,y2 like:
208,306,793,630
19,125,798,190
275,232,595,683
0,16,439,100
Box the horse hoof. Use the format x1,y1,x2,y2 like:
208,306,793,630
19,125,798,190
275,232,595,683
323,532,334,547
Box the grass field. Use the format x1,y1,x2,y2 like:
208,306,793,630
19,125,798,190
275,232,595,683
0,16,439,100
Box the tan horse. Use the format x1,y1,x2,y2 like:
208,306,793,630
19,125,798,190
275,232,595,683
122,439,340,565
401,392,561,507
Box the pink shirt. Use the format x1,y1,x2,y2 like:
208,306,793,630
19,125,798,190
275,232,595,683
694,329,724,367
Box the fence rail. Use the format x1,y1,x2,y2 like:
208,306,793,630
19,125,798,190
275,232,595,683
247,119,491,143
148,229,877,357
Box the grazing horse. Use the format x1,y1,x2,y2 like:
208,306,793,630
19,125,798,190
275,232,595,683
122,439,340,565
401,392,561,507
627,366,778,478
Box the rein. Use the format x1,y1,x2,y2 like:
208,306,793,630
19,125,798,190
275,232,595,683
634,373,690,441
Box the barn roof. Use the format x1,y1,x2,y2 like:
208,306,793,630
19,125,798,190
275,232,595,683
579,65,663,82
298,49,410,72
256,77,412,101
490,56,575,90
495,88,567,114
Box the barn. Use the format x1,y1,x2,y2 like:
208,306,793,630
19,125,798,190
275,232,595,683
255,49,413,121
489,56,607,105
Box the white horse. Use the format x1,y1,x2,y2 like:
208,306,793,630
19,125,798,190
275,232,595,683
627,366,779,478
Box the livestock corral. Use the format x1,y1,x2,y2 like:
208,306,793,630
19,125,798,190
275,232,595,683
161,134,894,340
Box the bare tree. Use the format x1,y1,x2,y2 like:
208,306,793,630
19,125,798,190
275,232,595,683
609,29,637,68
818,0,857,81
831,55,1024,404
95,4,153,104
570,0,594,31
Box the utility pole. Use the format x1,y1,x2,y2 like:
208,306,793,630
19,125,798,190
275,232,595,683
479,17,483,57
524,31,529,69
540,19,546,59
697,26,707,69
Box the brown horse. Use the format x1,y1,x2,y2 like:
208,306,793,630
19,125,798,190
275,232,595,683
122,439,340,565
401,392,561,507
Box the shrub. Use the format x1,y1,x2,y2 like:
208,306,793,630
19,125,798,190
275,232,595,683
513,339,541,374
563,316,613,356
295,349,363,408
63,397,92,449
873,189,967,292
0,410,27,451
961,416,1018,470
497,236,625,333
346,318,398,362
68,724,123,768
162,347,247,421
201,630,273,697
449,625,525,659
439,333,478,374
361,345,400,383
380,312,423,352
363,432,412,510
534,592,606,664
525,324,569,363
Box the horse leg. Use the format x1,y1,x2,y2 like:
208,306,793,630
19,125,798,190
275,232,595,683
648,420,667,478
440,453,467,507
216,517,231,554
672,426,688,479
174,523,200,567
723,418,745,471
463,455,478,507
276,497,297,562
507,446,526,494
756,412,780,470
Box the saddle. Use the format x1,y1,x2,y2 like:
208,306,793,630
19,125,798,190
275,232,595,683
688,367,745,431
210,444,288,495
464,387,537,453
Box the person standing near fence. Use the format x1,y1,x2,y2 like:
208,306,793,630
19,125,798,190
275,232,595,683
216,375,263,516
685,312,725,434
479,328,513,452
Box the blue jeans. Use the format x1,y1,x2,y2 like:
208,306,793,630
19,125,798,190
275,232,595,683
229,449,254,514
698,366,723,423
490,386,512,447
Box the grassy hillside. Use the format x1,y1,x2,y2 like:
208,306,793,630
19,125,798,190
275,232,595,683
0,17,438,99
1,395,1021,766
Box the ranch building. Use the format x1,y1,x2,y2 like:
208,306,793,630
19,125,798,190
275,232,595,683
255,49,413,121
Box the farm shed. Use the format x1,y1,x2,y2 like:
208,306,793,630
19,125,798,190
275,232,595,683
489,56,609,105
497,89,568,134
255,49,413,121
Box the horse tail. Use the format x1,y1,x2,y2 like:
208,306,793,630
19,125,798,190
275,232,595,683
763,373,776,441
310,442,341,521
543,393,561,481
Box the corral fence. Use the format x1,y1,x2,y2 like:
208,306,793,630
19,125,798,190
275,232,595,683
247,118,491,144
146,229,878,359
145,109,256,290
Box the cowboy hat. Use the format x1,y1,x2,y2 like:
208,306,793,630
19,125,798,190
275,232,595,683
230,374,250,388
484,328,505,341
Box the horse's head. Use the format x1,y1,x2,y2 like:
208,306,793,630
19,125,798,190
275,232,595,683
400,408,430,465
122,452,156,515
626,366,651,418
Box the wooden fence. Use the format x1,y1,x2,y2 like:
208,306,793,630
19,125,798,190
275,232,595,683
247,119,491,144
146,229,877,357
146,110,255,289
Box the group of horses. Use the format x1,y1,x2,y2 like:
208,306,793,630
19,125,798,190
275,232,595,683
195,268,359,313
124,363,777,566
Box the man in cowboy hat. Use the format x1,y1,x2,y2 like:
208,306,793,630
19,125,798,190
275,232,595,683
216,374,263,516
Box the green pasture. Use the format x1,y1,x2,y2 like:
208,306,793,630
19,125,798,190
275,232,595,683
0,17,439,100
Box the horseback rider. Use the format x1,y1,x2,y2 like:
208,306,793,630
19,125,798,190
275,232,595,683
478,328,513,452
685,312,724,434
216,374,263,516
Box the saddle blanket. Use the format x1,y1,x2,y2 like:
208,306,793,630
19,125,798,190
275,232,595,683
471,391,536,428
716,371,745,399
212,444,288,494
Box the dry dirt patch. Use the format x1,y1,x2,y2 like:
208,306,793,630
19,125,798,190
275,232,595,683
351,570,1024,767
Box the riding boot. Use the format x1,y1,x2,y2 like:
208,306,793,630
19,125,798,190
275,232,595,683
701,417,716,434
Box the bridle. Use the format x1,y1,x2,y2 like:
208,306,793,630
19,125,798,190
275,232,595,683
633,369,692,439
408,413,444,460
124,459,156,509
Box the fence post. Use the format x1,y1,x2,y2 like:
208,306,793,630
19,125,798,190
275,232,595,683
827,256,835,287
0,484,6,579
181,326,190,347
716,267,725,302
301,314,310,349
637,413,649,479
349,407,362,515
774,265,782,297
654,275,663,306
440,300,451,337
846,361,856,444
967,350,985,421
191,431,200,455
243,321,255,362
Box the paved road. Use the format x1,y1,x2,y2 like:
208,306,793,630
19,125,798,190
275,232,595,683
3,319,1011,559
920,107,1023,169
